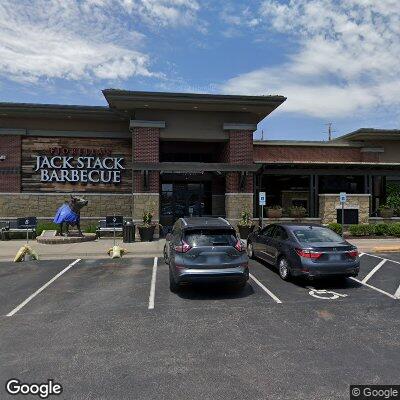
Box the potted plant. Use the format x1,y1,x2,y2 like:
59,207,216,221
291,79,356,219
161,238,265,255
138,206,156,242
289,205,306,218
379,204,394,218
267,205,283,218
237,209,254,239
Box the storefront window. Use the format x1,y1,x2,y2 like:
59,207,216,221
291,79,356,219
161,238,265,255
318,175,364,194
260,175,311,216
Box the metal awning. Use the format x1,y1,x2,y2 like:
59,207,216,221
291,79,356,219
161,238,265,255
132,162,260,172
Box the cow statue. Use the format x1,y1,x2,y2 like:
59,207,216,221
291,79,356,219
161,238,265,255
53,195,88,236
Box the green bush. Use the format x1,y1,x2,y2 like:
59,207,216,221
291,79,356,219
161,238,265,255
84,224,97,234
388,223,400,237
373,223,390,236
36,222,59,236
327,223,342,235
348,224,374,236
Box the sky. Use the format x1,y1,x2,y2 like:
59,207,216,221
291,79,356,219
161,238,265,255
0,0,399,140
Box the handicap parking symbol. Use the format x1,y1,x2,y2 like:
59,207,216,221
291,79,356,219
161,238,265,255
307,286,348,300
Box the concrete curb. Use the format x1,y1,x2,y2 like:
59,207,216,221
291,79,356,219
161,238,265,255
371,246,400,253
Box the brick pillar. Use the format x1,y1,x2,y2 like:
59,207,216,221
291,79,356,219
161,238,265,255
132,127,160,231
0,135,21,193
225,130,254,224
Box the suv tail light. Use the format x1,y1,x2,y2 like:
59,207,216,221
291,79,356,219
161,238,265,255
174,240,191,253
234,239,244,252
347,249,358,258
295,248,323,259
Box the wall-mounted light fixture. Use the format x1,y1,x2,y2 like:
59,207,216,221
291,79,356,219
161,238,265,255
0,155,6,161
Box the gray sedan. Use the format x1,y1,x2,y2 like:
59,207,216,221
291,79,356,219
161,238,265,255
247,223,360,280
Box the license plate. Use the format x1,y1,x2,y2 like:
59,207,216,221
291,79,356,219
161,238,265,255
330,254,342,261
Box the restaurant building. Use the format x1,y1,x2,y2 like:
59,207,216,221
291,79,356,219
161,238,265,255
0,89,399,232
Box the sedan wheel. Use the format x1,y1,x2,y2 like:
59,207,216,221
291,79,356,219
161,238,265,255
247,242,254,259
278,257,290,281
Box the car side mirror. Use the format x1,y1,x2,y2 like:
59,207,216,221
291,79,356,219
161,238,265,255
166,233,172,241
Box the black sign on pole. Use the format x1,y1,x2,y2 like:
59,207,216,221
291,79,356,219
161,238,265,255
17,217,37,230
105,216,123,228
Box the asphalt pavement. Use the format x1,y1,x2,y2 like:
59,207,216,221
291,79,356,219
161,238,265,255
0,252,399,400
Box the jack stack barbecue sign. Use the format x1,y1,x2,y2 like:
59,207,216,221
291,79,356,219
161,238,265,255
34,147,125,184
22,137,132,193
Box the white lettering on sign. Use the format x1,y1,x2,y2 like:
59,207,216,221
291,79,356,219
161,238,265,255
34,155,125,184
259,192,266,206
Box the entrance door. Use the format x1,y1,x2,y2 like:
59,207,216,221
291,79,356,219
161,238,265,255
160,182,211,229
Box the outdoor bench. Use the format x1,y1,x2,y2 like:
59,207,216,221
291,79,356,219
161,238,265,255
0,220,37,241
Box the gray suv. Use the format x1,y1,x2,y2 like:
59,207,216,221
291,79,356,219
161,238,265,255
164,217,249,292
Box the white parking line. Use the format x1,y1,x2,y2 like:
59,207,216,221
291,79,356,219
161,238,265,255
362,258,387,283
350,277,397,300
249,273,282,304
362,252,400,265
148,257,158,310
6,259,81,317
394,285,400,299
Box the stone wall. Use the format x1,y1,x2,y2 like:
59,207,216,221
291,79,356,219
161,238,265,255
225,193,253,225
319,194,371,224
0,193,133,220
132,193,159,221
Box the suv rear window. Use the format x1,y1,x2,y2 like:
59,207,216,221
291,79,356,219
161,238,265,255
184,229,237,247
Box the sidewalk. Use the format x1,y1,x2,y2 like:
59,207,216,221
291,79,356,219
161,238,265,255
0,238,166,261
347,238,400,253
1,237,399,262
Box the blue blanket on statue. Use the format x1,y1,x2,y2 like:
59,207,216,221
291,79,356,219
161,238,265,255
53,203,79,224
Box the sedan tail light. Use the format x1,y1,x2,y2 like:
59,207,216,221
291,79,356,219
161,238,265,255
174,240,191,253
347,250,359,258
235,239,245,252
295,248,323,259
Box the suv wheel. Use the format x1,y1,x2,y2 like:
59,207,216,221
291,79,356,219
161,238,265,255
169,269,180,293
247,242,254,259
278,257,291,281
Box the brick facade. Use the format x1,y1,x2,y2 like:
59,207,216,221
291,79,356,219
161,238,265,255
225,130,254,193
254,145,362,163
132,127,160,192
0,135,21,192
224,130,254,224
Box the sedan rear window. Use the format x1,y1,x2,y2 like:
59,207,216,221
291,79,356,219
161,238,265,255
293,227,343,243
184,229,237,247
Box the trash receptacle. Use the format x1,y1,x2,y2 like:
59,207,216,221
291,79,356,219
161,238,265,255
123,221,135,243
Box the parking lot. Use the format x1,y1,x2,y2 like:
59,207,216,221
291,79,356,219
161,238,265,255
1,252,399,399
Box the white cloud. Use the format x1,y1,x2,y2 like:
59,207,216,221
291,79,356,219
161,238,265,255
0,0,200,84
122,0,200,27
221,0,400,118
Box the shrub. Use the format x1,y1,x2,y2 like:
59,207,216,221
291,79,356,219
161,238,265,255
36,222,59,236
373,223,390,236
268,205,282,210
238,209,253,227
348,224,374,236
84,224,97,234
388,223,400,237
327,223,342,235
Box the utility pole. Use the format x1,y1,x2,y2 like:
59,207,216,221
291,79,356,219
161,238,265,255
325,122,335,141
261,130,264,140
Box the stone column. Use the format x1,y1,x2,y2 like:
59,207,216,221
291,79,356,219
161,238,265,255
318,194,371,224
